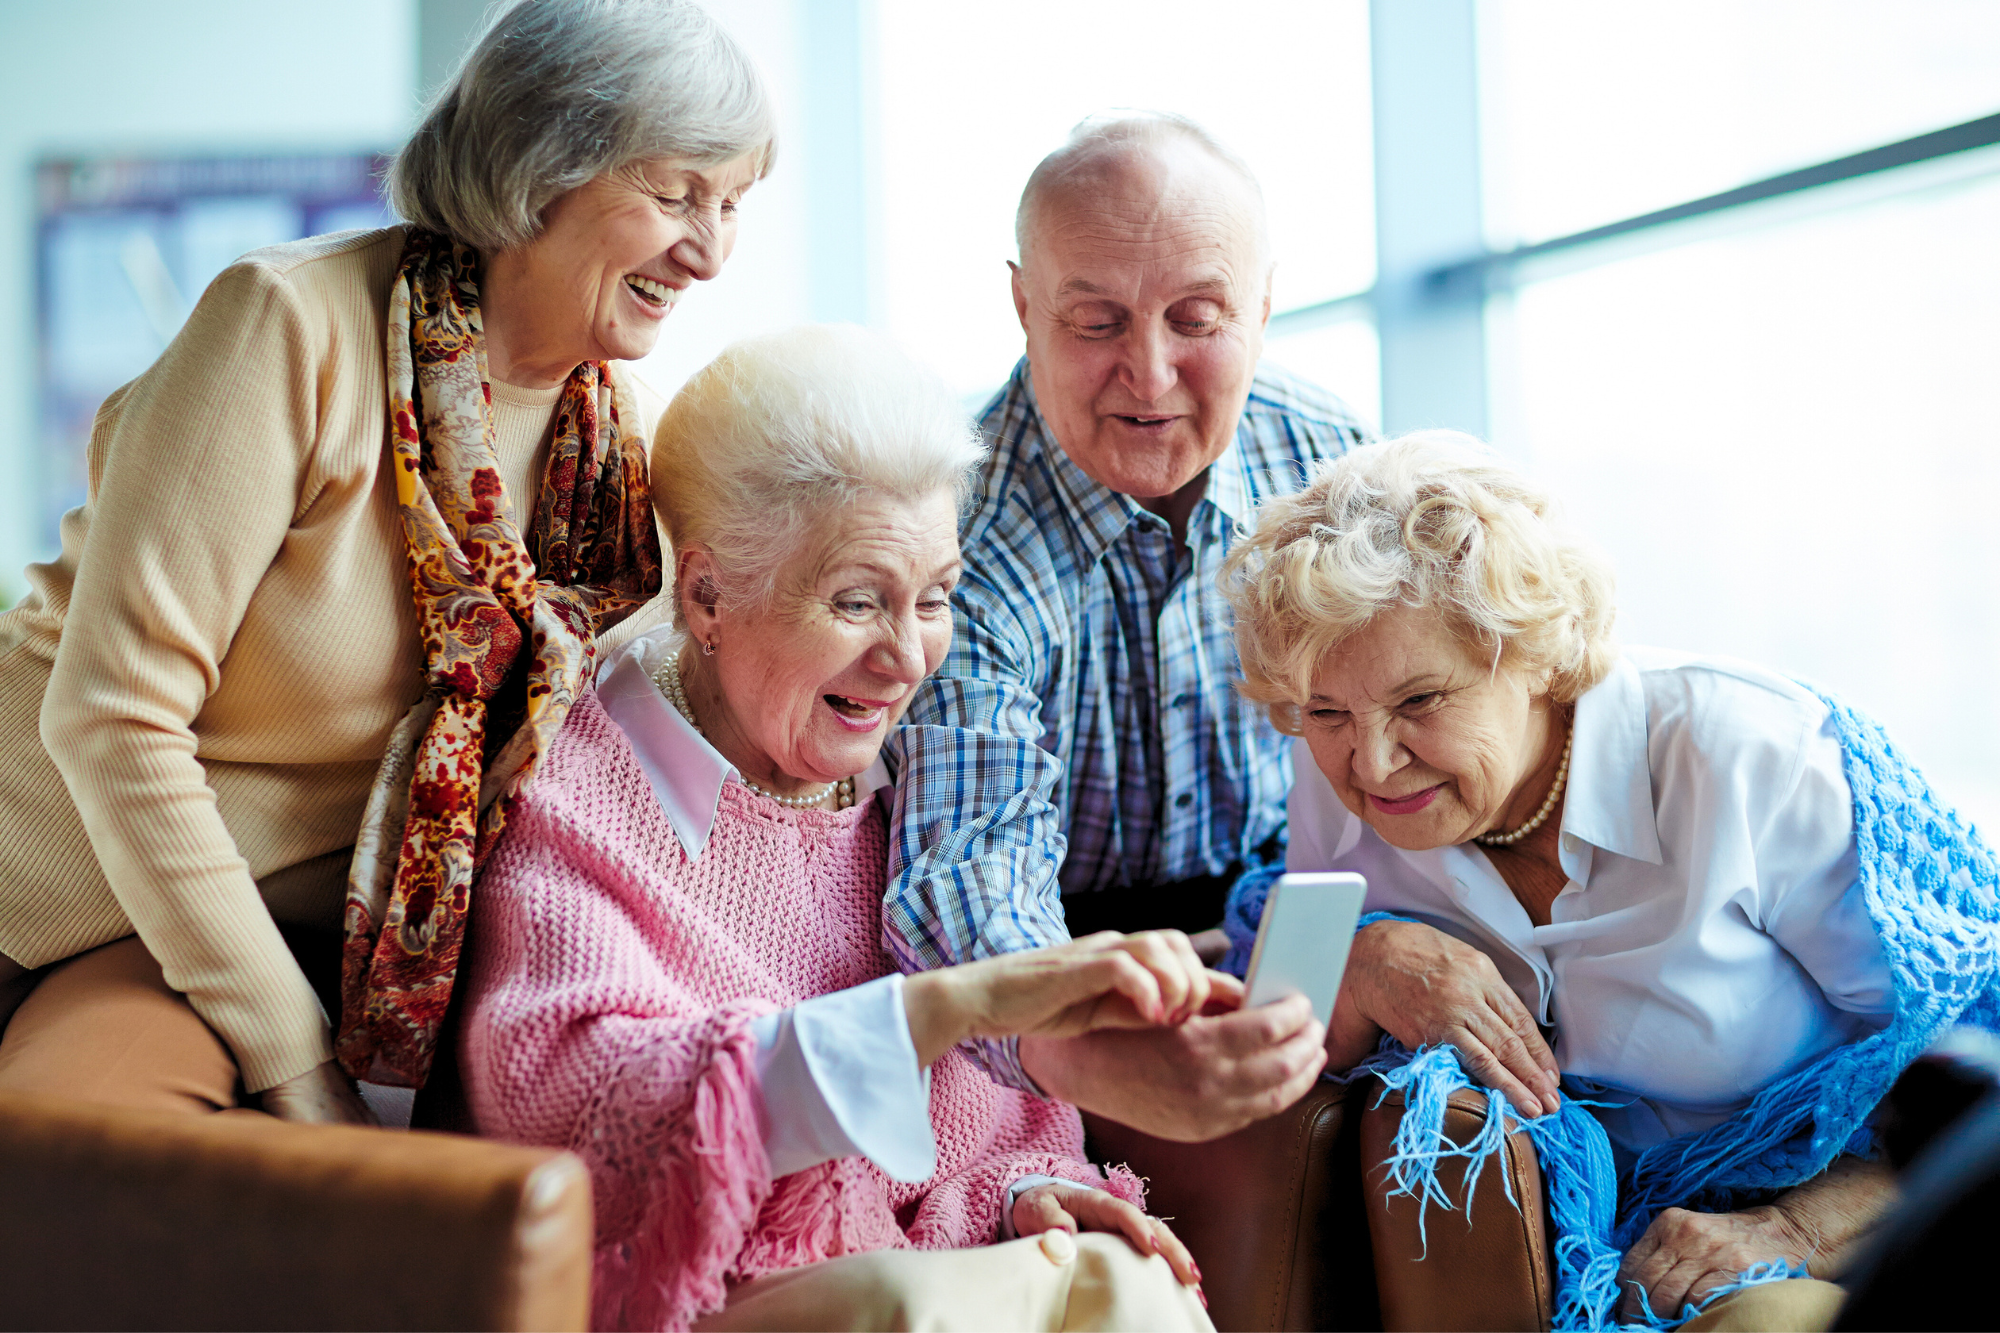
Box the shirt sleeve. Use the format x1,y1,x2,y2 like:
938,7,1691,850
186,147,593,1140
1759,704,1894,1019
39,259,332,1092
881,566,1071,1093
748,973,938,1183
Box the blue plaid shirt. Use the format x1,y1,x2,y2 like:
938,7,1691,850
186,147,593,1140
881,357,1370,1089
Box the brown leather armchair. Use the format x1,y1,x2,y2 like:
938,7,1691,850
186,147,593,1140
1084,1082,1381,1332
0,1091,592,1332
1358,1083,1553,1333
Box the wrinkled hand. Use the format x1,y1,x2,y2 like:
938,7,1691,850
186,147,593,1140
1012,1181,1202,1298
904,930,1213,1066
1341,919,1561,1117
1617,1206,1810,1323
258,1059,379,1125
1020,983,1328,1142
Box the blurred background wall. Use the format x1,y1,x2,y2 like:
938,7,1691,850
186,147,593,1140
3,0,1997,828
0,0,414,594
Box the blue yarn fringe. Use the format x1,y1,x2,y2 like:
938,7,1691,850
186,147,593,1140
1218,855,1288,978
1356,1041,1809,1330
1233,685,2000,1331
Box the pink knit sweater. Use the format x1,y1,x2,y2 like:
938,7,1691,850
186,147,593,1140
462,692,1139,1331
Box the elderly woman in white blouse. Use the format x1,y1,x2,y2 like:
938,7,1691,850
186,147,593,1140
1220,433,1902,1327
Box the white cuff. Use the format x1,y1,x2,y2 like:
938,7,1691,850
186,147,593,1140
749,974,937,1183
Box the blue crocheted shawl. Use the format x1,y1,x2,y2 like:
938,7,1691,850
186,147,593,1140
1222,687,2000,1330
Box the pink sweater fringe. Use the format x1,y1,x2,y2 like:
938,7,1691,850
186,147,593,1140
462,692,1140,1331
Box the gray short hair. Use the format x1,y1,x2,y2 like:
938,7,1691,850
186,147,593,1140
651,326,988,622
392,0,776,253
1223,432,1619,731
1015,111,1269,266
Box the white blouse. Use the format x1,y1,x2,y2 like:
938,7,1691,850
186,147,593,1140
1286,646,1894,1152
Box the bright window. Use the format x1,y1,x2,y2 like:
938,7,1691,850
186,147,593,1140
1500,172,2000,830
1480,0,2000,245
1262,317,1381,437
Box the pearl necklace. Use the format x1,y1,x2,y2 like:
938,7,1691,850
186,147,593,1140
1475,723,1573,848
650,650,854,811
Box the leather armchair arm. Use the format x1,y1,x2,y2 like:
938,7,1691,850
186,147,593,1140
0,1091,591,1332
1084,1082,1379,1332
1359,1083,1553,1333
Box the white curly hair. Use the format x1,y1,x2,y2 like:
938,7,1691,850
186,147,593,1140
1222,431,1619,732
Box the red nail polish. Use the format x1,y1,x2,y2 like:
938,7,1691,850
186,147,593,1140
1197,1286,1209,1311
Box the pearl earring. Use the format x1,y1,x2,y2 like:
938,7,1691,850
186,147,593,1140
702,639,716,656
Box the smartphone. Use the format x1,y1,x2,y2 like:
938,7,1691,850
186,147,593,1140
1242,871,1367,1026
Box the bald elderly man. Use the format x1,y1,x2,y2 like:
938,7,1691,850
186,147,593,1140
883,113,1372,1141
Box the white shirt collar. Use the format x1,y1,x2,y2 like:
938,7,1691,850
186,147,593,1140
1562,653,1664,866
594,629,892,861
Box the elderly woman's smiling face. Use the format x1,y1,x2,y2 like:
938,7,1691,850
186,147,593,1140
482,154,761,386
681,489,961,793
1302,605,1562,852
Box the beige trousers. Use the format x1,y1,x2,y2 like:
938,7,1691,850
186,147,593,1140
0,936,246,1114
0,918,343,1114
1680,1277,1846,1332
692,1232,1214,1333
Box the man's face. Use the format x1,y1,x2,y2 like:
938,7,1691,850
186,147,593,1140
1012,147,1271,511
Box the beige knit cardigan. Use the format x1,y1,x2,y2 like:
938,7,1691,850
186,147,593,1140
0,227,668,1091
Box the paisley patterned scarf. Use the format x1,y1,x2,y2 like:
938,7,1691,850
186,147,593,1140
337,229,663,1088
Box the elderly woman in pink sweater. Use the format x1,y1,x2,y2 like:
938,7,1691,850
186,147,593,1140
462,326,1216,1333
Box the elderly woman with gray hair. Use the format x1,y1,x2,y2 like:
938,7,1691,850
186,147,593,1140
461,326,1213,1332
1220,434,1999,1331
0,0,768,1123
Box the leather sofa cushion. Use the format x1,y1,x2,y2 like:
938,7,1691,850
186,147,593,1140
1085,1082,1379,1331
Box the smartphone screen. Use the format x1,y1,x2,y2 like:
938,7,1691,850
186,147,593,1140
1242,871,1367,1026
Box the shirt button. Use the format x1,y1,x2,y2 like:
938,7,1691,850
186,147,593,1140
1174,792,1194,809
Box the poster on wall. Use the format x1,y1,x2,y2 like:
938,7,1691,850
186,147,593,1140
35,153,395,553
